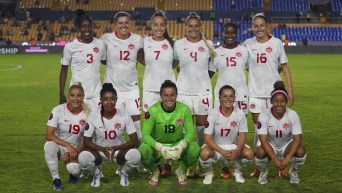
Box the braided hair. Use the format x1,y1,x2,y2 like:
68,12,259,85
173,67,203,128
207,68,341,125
100,83,117,125
73,9,93,29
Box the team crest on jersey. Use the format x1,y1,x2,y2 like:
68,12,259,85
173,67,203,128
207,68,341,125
266,47,272,53
205,121,209,128
250,104,256,109
85,123,89,130
48,113,53,120
93,47,99,53
198,46,205,52
282,123,289,130
128,44,135,50
145,112,150,119
162,44,168,50
230,121,237,128
115,123,122,130
235,52,242,58
176,118,183,125
257,122,262,129
79,119,86,126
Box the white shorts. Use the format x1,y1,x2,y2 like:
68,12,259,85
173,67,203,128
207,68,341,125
84,97,101,112
116,89,141,116
44,141,77,157
256,139,293,159
214,98,249,115
178,93,212,115
248,97,271,114
142,90,160,112
202,144,250,162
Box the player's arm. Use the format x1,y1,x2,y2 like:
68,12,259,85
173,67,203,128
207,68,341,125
204,134,228,159
183,107,195,143
141,112,157,148
259,134,283,170
137,49,145,65
228,132,246,160
282,134,301,167
281,63,294,106
172,60,179,69
112,132,139,153
59,65,68,104
83,136,110,158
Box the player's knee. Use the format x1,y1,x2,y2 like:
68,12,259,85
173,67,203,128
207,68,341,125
66,163,81,176
78,151,96,170
243,147,254,160
254,146,266,159
199,147,213,160
124,149,141,167
138,143,153,158
44,141,59,155
295,144,306,158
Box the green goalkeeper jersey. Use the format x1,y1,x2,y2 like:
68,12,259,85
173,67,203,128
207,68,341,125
142,101,195,148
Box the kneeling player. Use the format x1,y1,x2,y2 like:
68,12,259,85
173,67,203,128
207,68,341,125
199,85,254,185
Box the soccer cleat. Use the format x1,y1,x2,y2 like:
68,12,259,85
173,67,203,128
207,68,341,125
231,168,245,183
278,169,288,178
203,171,214,185
52,178,62,191
250,168,260,177
186,165,195,177
119,170,129,186
149,170,160,186
137,162,149,174
91,172,102,188
220,167,230,179
258,170,268,185
289,167,300,184
79,170,89,178
161,164,171,177
69,174,78,184
175,168,187,185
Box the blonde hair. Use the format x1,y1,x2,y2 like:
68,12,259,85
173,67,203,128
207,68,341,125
185,12,216,59
68,82,90,117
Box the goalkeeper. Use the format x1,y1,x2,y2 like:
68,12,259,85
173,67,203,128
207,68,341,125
139,80,200,186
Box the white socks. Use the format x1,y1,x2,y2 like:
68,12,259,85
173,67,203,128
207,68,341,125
292,153,307,171
255,157,268,172
44,141,60,180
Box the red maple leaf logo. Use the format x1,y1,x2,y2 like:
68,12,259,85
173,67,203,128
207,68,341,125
115,123,121,130
93,47,99,53
162,44,168,50
128,44,135,50
230,121,237,128
266,47,272,53
176,118,183,125
250,104,256,109
235,52,242,57
282,123,289,130
79,119,86,126
198,46,205,52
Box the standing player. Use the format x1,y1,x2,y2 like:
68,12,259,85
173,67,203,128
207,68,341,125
138,80,200,185
242,13,294,177
100,11,144,142
44,83,89,190
60,9,105,112
141,10,178,177
78,83,141,187
213,23,249,115
199,85,253,185
255,81,306,184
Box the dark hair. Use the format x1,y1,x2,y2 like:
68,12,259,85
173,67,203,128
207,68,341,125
74,9,93,28
160,80,177,94
100,83,117,125
271,81,288,102
151,10,174,48
252,12,267,23
114,11,131,22
221,22,238,46
219,85,236,97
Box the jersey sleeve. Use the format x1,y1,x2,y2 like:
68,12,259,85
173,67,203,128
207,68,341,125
290,110,302,135
46,106,61,128
183,106,195,143
84,113,96,138
204,109,216,135
142,110,157,148
257,113,268,135
60,43,72,66
124,112,137,135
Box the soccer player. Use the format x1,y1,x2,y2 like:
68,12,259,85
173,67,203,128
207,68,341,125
44,83,89,190
199,85,253,185
100,11,144,142
60,9,105,112
141,10,178,177
255,81,306,184
213,23,249,115
242,13,294,177
138,80,200,185
78,83,141,187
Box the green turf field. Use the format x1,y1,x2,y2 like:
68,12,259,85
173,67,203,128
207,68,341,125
0,54,341,192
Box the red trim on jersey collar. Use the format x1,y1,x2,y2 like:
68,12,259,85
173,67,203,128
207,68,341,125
115,32,131,40
152,36,165,41
219,105,234,117
186,37,202,43
67,103,83,115
101,108,117,119
256,35,272,43
270,106,286,120
222,44,238,49
77,37,94,44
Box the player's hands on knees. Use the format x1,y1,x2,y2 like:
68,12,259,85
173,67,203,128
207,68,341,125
167,141,188,160
281,158,290,168
273,159,285,171
155,142,174,160
60,152,70,162
67,144,78,160
102,147,111,159
227,149,240,160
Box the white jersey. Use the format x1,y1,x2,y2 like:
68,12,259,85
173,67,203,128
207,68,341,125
47,103,87,147
174,38,215,95
61,37,105,99
84,108,137,147
258,108,302,149
242,36,288,98
204,106,248,145
213,45,249,101
143,36,176,92
101,32,143,92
